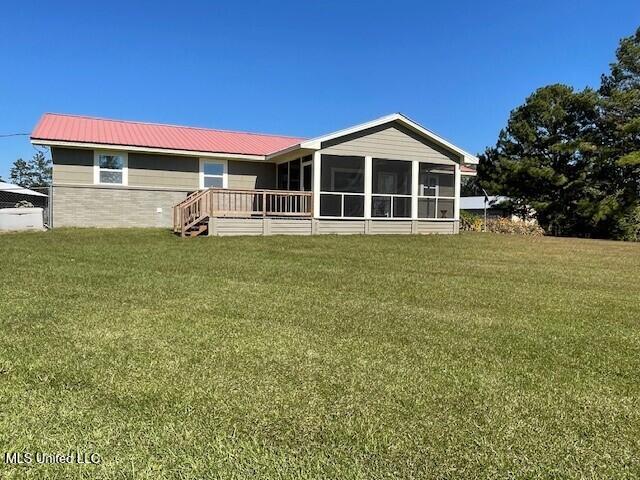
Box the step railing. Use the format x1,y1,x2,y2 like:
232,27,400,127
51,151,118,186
173,188,313,236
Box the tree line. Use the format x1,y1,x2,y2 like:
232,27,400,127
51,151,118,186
1,152,52,188
474,28,640,240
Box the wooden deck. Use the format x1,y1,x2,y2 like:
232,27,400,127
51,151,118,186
173,188,312,237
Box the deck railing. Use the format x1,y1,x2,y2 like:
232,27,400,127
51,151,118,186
173,188,312,236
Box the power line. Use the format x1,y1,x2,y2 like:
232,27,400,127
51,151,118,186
0,133,29,138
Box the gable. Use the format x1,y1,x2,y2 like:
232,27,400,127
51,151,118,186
319,121,460,165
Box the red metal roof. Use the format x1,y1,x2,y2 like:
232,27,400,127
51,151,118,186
31,113,304,156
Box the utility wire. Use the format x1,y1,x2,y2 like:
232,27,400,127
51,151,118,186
0,133,29,138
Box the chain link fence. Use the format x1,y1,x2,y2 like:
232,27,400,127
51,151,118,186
0,185,52,228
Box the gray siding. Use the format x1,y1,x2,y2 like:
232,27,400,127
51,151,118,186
269,218,313,235
52,148,200,189
128,153,199,189
316,220,366,235
212,218,265,236
369,220,413,235
228,160,276,190
209,217,313,236
321,122,460,165
208,218,457,236
52,147,273,191
416,221,457,234
52,148,93,184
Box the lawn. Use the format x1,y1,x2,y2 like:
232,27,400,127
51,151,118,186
1,229,639,479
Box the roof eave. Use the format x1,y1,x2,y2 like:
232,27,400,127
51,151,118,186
265,144,323,162
30,138,269,161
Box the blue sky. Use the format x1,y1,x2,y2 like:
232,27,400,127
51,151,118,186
0,0,638,179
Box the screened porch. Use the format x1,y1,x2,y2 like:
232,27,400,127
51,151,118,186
313,154,457,220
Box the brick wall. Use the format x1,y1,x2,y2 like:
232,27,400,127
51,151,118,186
52,185,192,228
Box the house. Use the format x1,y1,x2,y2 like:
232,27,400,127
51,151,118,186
30,113,478,236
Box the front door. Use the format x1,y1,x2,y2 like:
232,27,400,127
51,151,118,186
301,161,312,191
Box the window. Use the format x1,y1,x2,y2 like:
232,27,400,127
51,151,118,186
277,157,307,191
302,162,312,191
320,155,365,217
320,192,364,217
289,159,301,190
418,198,436,218
344,195,365,217
418,163,455,219
321,155,364,193
201,160,227,188
319,194,341,217
371,159,412,218
95,152,127,185
277,162,289,190
302,155,312,192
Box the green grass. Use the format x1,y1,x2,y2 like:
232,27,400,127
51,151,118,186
1,229,639,479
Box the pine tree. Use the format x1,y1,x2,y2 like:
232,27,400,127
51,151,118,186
9,158,33,187
597,27,640,240
8,152,52,188
479,85,600,237
28,151,52,187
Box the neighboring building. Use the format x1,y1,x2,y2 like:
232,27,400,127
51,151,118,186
30,113,478,236
460,165,477,176
0,182,48,231
0,181,47,209
460,195,535,223
461,196,509,218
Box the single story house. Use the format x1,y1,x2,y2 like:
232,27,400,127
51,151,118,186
30,113,478,236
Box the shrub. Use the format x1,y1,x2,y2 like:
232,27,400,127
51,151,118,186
460,211,481,231
486,218,545,236
616,206,640,242
461,211,544,236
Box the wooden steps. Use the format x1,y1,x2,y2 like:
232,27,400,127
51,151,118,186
184,222,208,237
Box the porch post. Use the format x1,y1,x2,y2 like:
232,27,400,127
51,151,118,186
454,163,461,221
411,160,419,220
312,151,321,218
364,156,372,219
